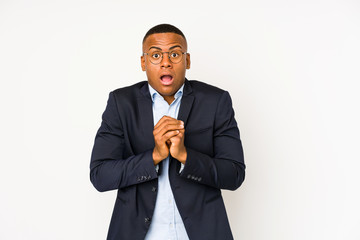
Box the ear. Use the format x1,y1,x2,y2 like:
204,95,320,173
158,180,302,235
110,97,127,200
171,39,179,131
186,53,191,69
141,55,146,71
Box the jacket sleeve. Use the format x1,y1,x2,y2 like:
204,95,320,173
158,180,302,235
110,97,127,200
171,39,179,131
89,92,158,192
179,91,245,190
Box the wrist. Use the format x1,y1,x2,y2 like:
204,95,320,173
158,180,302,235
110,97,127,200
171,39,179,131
176,148,187,164
152,149,168,165
152,150,162,165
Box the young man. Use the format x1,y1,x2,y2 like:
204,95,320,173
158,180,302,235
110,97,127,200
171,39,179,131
90,24,245,240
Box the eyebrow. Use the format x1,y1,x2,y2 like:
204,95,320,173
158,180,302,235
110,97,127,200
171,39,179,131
148,45,183,51
169,45,182,50
148,46,162,51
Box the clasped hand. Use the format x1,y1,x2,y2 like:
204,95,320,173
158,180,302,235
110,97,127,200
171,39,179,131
152,116,187,165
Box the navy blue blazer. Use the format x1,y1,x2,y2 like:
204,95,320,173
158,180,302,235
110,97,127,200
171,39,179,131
90,79,245,240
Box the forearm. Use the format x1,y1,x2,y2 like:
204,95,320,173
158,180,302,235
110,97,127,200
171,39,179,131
90,91,159,192
90,149,157,192
179,146,245,190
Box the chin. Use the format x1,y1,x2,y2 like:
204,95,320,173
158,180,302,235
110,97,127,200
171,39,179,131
159,90,176,96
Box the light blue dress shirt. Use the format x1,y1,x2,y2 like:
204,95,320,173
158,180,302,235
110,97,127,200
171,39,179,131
144,84,189,240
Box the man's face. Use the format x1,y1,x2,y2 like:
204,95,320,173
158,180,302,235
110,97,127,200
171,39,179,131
141,33,190,102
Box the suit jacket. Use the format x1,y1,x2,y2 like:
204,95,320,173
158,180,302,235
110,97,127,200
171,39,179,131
90,79,245,240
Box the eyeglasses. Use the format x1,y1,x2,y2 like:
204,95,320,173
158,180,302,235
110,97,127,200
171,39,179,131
143,49,187,65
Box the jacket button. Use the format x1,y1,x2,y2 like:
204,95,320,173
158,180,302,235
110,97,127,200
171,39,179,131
187,174,191,179
198,177,202,182
144,217,151,223
152,186,157,192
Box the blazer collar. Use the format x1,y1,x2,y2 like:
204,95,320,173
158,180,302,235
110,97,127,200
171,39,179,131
182,78,193,96
139,81,151,99
138,78,194,124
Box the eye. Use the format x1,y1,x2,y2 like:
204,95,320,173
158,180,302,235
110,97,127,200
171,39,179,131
151,53,161,59
170,52,179,58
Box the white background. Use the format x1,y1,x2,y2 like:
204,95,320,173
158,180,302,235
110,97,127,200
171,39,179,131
1,0,359,239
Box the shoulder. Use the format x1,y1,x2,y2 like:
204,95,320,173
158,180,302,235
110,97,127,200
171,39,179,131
186,80,228,100
111,81,148,99
110,81,150,103
187,80,225,93
106,81,149,112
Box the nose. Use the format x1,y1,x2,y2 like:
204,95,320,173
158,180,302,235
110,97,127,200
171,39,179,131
160,53,172,68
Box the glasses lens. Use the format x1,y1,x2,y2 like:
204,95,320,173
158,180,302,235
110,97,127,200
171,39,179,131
148,51,162,64
169,50,183,64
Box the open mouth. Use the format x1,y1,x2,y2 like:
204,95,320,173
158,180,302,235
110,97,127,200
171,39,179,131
160,75,174,86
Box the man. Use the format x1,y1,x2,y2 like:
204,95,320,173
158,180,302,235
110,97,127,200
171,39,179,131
90,24,245,240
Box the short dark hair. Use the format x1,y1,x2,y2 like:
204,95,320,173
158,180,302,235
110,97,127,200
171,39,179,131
143,24,186,43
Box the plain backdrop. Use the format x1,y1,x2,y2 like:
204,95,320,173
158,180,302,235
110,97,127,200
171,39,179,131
1,0,359,239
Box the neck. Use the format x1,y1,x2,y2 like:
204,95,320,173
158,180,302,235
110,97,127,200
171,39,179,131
163,95,175,105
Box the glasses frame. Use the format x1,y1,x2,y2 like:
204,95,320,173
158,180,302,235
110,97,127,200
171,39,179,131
143,50,187,65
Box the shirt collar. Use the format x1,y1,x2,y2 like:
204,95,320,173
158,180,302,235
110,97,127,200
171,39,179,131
148,83,184,103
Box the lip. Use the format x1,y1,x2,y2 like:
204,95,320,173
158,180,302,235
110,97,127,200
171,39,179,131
160,73,174,86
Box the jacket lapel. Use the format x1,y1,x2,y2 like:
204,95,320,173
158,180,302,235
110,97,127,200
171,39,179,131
171,79,194,172
137,83,155,151
177,79,194,126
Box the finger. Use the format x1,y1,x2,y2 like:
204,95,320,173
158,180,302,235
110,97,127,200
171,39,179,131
153,119,179,135
162,130,180,142
154,119,184,136
154,119,180,132
154,128,179,145
156,123,184,137
170,129,185,139
155,116,184,128
170,131,183,143
154,116,176,129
